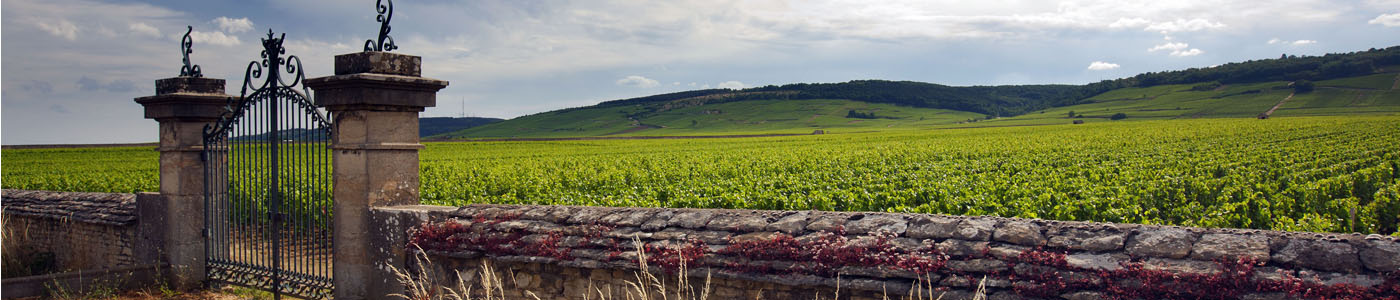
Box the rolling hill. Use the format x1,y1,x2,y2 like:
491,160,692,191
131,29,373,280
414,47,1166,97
437,46,1400,139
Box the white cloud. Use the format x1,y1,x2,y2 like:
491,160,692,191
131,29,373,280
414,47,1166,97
1369,13,1400,26
616,75,660,88
717,81,745,89
213,17,254,33
34,18,79,40
1268,38,1318,45
1148,42,1202,57
1172,48,1204,56
1108,18,1151,29
1086,61,1121,70
186,30,242,46
128,22,161,38
1144,18,1226,32
1148,42,1188,52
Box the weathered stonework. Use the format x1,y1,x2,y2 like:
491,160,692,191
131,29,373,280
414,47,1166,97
1,190,143,274
306,49,448,300
375,204,1400,300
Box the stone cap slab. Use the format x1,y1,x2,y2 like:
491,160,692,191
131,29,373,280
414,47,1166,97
334,51,421,76
134,92,233,120
305,73,448,109
2,189,136,225
155,77,225,95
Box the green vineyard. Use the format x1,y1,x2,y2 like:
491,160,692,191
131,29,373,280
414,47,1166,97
5,116,1399,234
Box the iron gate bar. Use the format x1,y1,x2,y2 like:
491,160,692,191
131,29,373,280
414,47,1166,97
203,29,333,300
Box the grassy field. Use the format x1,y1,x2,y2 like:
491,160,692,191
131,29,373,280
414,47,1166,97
964,75,1400,127
8,116,1399,234
433,99,986,138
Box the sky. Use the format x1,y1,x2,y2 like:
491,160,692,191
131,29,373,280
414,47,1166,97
3,0,1400,145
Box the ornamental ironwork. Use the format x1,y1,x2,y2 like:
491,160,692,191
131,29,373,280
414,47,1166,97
180,26,203,77
202,29,333,300
364,0,398,52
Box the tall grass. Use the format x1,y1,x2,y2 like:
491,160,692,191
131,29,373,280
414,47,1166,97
389,237,981,300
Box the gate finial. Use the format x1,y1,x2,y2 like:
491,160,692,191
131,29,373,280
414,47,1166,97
180,26,204,77
364,0,398,52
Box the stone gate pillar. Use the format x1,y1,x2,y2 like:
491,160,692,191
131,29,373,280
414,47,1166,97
134,76,231,290
306,52,448,299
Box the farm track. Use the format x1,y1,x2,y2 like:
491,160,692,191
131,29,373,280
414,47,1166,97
1262,92,1296,117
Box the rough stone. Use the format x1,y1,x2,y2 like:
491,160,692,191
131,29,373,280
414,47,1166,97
987,245,1028,260
1143,258,1220,275
937,240,990,257
1126,228,1196,259
946,259,1008,273
1065,253,1126,271
805,214,847,232
639,210,675,231
1061,291,1104,300
765,211,810,234
906,217,959,239
334,51,422,76
845,214,908,235
1048,227,1126,252
671,211,716,229
993,221,1046,246
954,219,997,241
706,213,769,232
1191,234,1270,262
1321,273,1385,288
1271,240,1360,273
1359,239,1400,272
730,231,784,244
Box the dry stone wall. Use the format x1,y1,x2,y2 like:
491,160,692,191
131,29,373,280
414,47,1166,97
377,204,1400,300
2,190,139,275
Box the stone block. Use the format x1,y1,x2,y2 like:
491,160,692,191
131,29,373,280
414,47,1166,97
1271,240,1360,273
1142,258,1220,275
334,51,422,76
1065,253,1127,271
906,216,959,239
671,211,716,229
805,214,847,232
155,76,225,95
845,214,908,235
1359,239,1400,272
1191,234,1269,262
1048,227,1125,252
765,211,810,234
946,259,1008,273
993,221,1045,246
954,219,997,241
937,239,990,257
1126,228,1196,259
706,213,769,232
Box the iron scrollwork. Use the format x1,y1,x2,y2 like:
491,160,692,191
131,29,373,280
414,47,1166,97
180,26,203,77
204,29,331,146
364,0,398,52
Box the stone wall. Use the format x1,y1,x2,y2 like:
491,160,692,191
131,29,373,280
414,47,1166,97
2,190,139,276
375,204,1400,300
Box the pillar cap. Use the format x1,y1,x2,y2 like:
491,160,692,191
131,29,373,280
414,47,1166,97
155,76,225,95
334,51,421,76
135,76,233,121
306,51,448,110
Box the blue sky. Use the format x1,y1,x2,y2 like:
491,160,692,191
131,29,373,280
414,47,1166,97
3,0,1400,145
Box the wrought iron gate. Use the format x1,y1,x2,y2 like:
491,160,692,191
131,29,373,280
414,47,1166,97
203,30,334,299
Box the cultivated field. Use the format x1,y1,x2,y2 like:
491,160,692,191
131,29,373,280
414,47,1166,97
5,116,1399,234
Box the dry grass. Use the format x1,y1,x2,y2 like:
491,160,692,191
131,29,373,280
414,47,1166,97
389,235,987,300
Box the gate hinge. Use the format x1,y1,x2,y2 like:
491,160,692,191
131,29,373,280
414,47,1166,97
201,228,208,238
200,151,207,162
